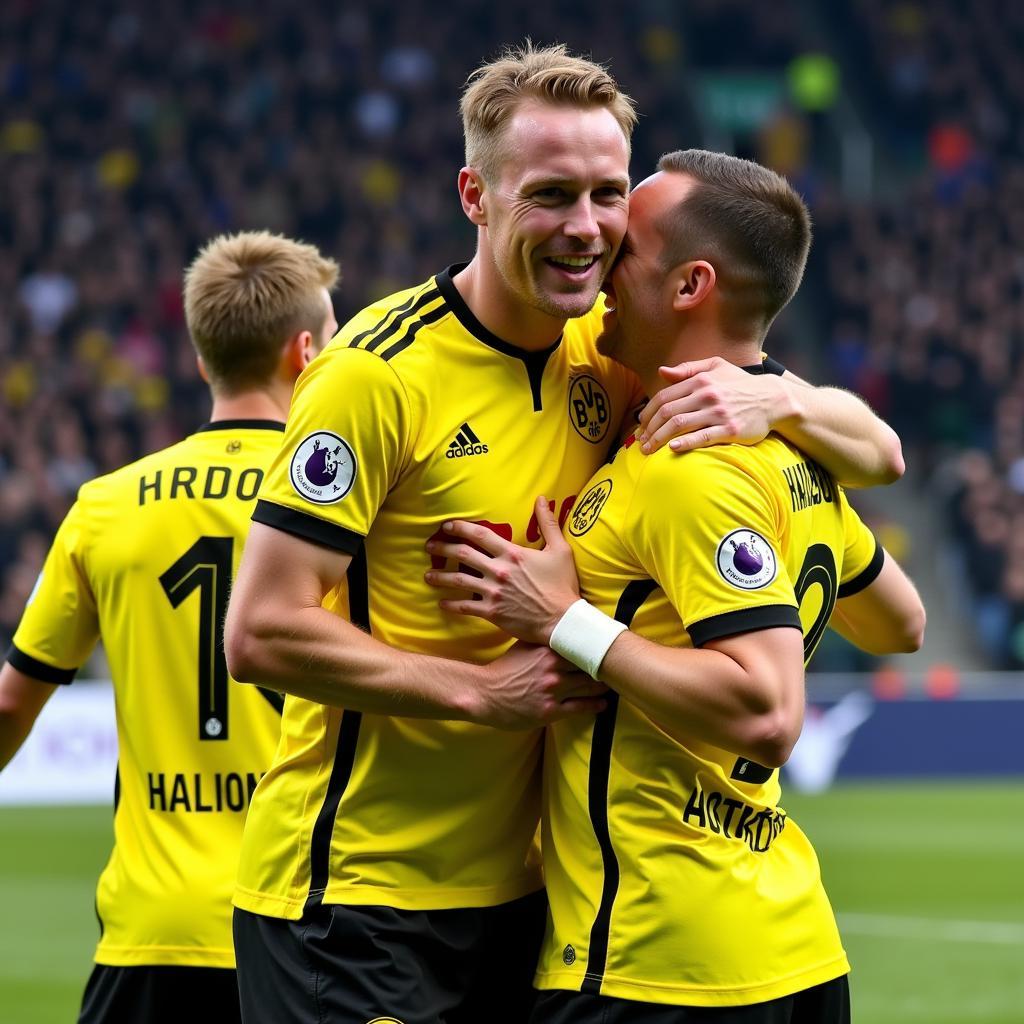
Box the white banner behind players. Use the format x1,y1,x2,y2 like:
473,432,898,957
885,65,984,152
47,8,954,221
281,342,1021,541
0,681,117,805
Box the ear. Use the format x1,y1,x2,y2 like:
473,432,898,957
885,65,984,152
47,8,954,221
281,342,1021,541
458,167,487,226
196,356,210,383
285,330,315,375
671,260,717,311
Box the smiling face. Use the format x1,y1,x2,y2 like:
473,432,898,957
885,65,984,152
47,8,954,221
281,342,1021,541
598,171,696,373
480,100,631,322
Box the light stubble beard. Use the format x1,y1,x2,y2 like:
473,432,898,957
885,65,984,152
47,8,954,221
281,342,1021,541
533,290,603,321
530,269,610,322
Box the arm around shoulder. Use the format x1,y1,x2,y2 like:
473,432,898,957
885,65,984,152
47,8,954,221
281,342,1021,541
632,359,903,488
774,373,905,489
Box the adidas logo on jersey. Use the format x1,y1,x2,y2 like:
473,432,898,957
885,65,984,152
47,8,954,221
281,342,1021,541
446,422,489,459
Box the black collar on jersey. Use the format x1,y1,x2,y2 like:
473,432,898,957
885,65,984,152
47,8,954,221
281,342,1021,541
435,263,563,412
742,355,786,376
196,419,286,432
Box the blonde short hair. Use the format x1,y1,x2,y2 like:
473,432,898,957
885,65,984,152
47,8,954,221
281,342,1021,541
461,41,637,183
183,231,339,393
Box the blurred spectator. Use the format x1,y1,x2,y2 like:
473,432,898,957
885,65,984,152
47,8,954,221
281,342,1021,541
814,0,1024,664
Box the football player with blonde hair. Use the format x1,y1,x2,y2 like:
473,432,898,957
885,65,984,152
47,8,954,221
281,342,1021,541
0,230,338,1024
226,45,903,1024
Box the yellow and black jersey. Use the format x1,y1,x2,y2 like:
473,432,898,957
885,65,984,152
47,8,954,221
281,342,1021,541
8,422,288,968
537,374,883,1006
235,265,644,918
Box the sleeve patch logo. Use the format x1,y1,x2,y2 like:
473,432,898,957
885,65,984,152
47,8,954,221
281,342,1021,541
289,431,356,504
716,529,778,590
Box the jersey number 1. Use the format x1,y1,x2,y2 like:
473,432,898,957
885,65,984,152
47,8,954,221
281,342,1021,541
159,536,234,741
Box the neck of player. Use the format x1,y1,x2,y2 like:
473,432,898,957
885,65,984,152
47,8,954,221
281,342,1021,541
208,383,290,425
452,259,569,353
639,331,763,400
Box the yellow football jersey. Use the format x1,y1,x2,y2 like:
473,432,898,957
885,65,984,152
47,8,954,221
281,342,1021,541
537,414,882,1005
234,265,644,918
9,422,288,967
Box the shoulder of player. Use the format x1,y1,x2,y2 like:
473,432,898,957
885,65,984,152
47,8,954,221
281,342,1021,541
634,440,777,494
331,275,448,361
50,442,184,541
317,281,454,380
298,341,426,431
767,435,842,497
76,424,266,497
74,440,188,502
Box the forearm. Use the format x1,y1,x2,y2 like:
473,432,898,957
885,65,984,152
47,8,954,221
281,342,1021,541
598,631,802,768
226,605,485,720
0,714,34,770
773,378,904,488
0,666,57,770
829,606,917,655
226,523,491,720
828,552,926,654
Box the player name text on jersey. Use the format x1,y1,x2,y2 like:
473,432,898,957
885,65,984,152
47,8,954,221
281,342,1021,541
138,465,265,506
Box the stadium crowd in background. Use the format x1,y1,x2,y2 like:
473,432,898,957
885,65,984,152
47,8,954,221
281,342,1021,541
2,0,1023,662
812,0,1024,665
0,1,675,651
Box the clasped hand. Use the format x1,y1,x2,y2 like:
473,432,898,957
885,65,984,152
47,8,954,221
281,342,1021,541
424,495,579,645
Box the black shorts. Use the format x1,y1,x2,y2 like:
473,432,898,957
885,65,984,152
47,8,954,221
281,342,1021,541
233,889,547,1024
78,963,242,1024
531,975,850,1024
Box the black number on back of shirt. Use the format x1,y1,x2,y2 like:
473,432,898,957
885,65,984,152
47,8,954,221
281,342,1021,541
730,542,840,785
159,536,235,741
794,543,839,662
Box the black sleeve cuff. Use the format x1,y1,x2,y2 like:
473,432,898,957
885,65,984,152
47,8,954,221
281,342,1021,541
688,605,802,647
6,644,77,685
838,538,884,598
253,500,364,556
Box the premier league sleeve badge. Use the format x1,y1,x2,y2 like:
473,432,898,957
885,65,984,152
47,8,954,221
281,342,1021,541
289,432,357,504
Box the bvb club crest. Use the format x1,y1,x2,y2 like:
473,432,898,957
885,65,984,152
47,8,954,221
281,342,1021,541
568,479,613,536
568,375,611,444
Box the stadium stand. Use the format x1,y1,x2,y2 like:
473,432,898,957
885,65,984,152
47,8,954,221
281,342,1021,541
0,1,675,651
2,0,1020,666
814,1,1024,666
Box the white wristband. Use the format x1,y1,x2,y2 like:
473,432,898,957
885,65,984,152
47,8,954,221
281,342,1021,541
549,599,628,679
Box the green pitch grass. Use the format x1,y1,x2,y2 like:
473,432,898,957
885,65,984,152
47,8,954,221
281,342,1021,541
0,783,1021,1023
0,805,112,1024
784,781,1024,1024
